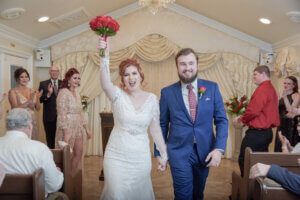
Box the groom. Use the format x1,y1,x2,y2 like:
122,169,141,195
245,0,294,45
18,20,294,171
155,48,228,200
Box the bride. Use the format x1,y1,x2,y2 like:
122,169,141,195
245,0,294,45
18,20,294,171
99,37,168,200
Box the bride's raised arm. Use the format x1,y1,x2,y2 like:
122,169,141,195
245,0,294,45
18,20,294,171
99,37,116,101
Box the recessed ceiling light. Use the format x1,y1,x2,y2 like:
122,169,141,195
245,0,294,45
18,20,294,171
259,18,271,24
38,16,49,22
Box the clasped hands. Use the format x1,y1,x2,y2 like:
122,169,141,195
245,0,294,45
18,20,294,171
156,156,167,172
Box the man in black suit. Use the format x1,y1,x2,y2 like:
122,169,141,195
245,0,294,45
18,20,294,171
39,66,61,149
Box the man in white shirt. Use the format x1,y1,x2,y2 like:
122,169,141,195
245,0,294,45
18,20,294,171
0,108,65,198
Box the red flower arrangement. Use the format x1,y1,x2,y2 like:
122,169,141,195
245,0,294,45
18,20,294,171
81,95,89,112
89,15,120,57
225,95,249,116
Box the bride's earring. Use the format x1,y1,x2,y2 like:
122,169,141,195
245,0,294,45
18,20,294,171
68,82,70,87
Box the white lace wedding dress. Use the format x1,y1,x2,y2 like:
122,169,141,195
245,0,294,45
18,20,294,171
100,86,166,200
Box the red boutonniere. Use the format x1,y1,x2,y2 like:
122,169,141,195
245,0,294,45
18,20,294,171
198,87,207,99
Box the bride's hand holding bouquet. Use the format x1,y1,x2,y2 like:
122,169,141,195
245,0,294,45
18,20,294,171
89,15,119,57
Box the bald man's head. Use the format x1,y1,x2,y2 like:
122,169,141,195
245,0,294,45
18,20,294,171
49,66,59,80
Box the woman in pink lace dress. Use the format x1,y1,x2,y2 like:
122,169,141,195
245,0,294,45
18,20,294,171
55,68,92,175
8,68,42,140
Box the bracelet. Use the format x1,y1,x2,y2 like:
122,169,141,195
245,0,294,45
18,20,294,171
281,146,288,150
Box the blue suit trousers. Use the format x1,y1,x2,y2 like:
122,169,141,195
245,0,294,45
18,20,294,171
170,144,209,200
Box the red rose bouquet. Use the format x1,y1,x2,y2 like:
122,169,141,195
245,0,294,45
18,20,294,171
89,15,120,57
225,95,249,116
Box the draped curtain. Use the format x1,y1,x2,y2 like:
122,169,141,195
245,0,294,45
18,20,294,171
53,34,257,158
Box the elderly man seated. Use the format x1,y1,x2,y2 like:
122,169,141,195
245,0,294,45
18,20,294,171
0,108,68,199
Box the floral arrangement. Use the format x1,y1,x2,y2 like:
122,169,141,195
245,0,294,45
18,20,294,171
198,86,207,99
81,95,89,112
225,95,249,116
89,15,120,57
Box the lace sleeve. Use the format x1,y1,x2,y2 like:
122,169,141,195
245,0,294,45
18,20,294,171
111,86,122,103
56,89,69,129
100,55,118,102
149,95,168,162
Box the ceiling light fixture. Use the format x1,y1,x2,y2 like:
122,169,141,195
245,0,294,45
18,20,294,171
259,18,271,24
287,11,300,23
139,0,175,15
0,8,25,20
38,16,49,22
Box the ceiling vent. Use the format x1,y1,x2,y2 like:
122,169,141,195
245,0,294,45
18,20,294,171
49,7,89,28
1,8,25,19
287,11,300,23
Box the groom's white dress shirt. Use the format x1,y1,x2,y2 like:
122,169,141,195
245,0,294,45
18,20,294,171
0,130,63,197
181,78,198,116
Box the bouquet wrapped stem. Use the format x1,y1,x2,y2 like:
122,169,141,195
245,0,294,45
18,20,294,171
89,15,120,57
99,34,107,57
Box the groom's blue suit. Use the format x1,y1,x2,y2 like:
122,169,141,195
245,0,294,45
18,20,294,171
155,78,228,200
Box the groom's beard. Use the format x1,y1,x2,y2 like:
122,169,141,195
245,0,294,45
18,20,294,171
178,71,198,84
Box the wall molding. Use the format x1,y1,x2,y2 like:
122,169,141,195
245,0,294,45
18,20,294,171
168,3,272,52
0,45,32,59
272,34,300,52
37,2,142,48
0,24,39,49
1,2,272,52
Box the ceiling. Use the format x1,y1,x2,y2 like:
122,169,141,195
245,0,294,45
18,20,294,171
0,0,299,46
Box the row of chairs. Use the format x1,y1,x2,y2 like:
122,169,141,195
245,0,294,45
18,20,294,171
0,145,82,200
232,147,300,200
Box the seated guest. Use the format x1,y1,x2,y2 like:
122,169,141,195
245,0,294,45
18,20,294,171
249,160,300,196
278,120,300,153
0,108,67,199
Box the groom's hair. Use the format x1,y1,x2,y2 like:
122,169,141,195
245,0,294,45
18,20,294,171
175,48,199,66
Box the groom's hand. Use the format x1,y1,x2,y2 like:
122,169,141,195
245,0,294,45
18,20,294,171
205,149,222,167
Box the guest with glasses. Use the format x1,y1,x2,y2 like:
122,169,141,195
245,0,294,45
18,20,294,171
39,66,62,148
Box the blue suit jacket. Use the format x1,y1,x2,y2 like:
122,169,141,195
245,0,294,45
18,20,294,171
155,79,228,167
268,164,300,195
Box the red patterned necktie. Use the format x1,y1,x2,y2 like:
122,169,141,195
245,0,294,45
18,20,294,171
187,84,197,123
